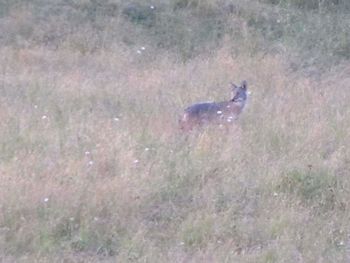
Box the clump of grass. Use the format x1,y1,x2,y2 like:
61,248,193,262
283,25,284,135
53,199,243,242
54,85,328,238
179,214,214,248
261,0,349,11
277,167,343,211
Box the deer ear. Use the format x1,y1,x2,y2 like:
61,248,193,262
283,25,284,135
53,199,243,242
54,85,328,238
241,80,247,90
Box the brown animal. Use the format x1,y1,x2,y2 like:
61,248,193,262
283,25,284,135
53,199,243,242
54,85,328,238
179,81,248,131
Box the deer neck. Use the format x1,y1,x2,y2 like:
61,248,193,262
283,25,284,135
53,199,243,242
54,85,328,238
230,99,245,110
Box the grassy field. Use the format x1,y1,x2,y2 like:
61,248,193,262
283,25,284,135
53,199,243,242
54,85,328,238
1,0,350,262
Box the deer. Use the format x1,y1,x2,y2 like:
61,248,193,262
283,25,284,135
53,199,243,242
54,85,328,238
179,81,248,131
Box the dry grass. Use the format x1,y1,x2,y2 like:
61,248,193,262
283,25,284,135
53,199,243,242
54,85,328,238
1,1,350,262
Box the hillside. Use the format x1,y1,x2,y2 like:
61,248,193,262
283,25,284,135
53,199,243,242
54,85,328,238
1,0,350,262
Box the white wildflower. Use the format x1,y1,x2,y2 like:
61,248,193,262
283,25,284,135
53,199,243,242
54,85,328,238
44,197,49,202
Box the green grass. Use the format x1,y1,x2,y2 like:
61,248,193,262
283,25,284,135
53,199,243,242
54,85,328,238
1,0,350,262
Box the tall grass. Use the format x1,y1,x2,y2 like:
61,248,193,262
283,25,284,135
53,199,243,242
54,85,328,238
1,0,350,262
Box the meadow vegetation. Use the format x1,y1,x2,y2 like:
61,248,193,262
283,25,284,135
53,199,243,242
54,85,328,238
1,0,350,262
